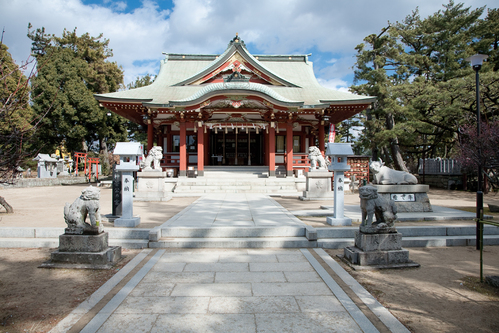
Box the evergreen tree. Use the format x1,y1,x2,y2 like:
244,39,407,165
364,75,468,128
28,26,128,175
351,1,498,171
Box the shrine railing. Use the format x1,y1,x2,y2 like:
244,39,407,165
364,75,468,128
161,153,199,167
162,153,180,167
292,154,310,168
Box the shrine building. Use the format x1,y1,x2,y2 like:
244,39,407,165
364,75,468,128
95,35,375,177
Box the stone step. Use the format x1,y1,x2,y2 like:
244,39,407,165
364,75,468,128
160,226,306,238
316,225,499,239
150,237,315,248
176,180,297,186
317,234,499,249
174,187,299,193
173,172,302,194
0,227,151,239
0,237,149,249
175,184,298,189
4,234,499,249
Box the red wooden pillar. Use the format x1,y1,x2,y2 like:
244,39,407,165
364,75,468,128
179,121,187,177
264,131,269,166
268,126,276,177
147,122,154,152
318,124,325,155
158,127,164,150
301,132,306,153
286,122,293,177
197,125,204,176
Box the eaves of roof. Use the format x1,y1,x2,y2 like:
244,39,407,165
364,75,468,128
143,82,304,108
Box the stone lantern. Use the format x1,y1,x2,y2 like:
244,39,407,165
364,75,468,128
113,142,142,227
326,143,354,225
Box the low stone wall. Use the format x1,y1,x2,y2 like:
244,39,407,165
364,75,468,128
0,176,88,189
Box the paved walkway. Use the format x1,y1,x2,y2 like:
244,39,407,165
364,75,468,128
51,248,408,333
2,185,494,332
163,193,305,227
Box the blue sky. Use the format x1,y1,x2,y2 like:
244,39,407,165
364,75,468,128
0,0,491,91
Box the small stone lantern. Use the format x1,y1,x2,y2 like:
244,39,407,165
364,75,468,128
114,142,142,172
326,143,354,225
113,142,143,227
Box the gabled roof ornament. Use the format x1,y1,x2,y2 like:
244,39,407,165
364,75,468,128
228,33,246,48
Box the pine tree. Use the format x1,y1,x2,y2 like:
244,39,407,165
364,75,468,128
351,1,498,171
28,26,128,175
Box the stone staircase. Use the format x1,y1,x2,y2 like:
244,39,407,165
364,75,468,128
150,226,315,248
173,166,304,195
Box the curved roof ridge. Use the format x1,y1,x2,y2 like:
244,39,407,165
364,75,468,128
171,82,302,104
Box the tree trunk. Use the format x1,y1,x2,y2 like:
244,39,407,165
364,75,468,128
386,113,409,172
99,139,110,176
82,139,88,153
0,196,14,213
366,108,379,161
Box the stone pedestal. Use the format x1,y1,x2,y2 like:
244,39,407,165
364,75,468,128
373,184,432,212
135,170,172,202
40,232,121,269
343,230,419,270
299,171,334,201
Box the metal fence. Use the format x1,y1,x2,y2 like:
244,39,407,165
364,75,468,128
418,158,462,175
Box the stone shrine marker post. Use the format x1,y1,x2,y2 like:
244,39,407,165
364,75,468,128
113,142,142,227
326,143,354,226
112,165,122,217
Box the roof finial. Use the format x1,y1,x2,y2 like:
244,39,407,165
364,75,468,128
229,33,245,47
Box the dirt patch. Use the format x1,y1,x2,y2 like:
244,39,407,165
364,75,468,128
326,246,499,333
0,248,140,333
0,184,199,229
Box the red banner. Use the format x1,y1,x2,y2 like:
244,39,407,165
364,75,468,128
328,123,335,142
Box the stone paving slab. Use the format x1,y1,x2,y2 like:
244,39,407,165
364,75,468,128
164,193,306,227
56,248,413,333
208,296,300,313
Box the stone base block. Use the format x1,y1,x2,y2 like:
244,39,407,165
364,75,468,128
114,216,140,227
41,246,122,269
59,232,108,252
326,217,352,226
374,184,432,212
344,246,411,266
355,231,402,252
300,171,333,201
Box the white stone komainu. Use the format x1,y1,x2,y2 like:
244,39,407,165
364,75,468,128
141,146,163,171
308,146,329,170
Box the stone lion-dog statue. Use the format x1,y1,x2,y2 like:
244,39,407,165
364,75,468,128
308,146,330,170
64,186,103,234
140,146,163,171
359,185,397,229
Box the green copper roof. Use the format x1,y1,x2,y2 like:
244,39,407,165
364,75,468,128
95,36,376,108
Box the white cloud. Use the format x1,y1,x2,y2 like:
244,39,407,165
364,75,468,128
317,78,350,93
0,0,490,86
